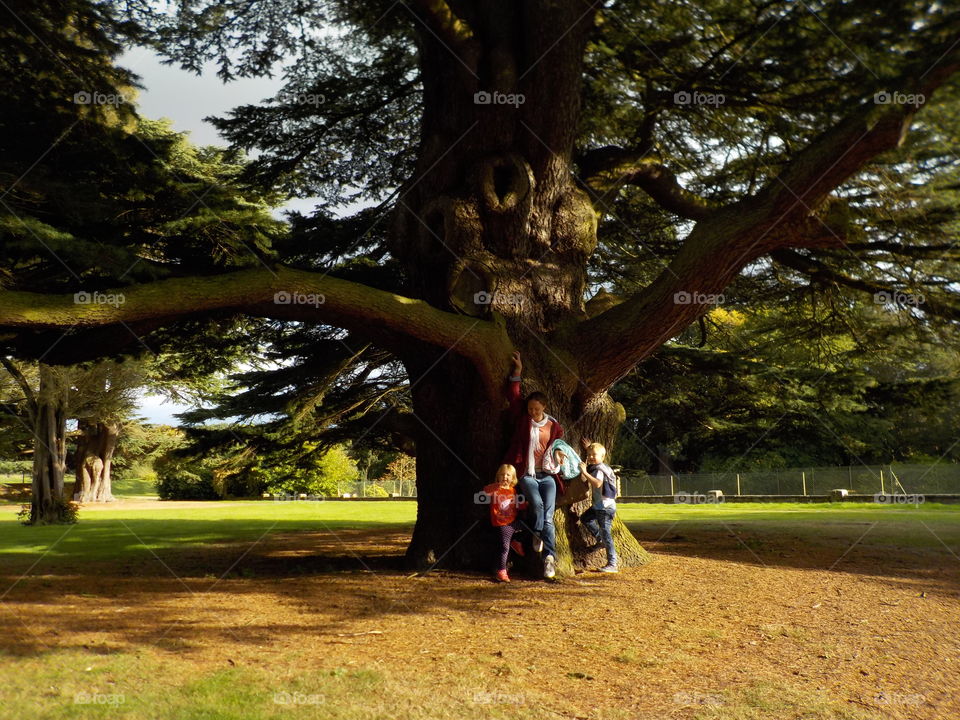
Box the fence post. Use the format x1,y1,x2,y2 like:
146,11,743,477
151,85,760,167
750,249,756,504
802,471,807,496
736,473,741,496
670,475,675,496
879,469,884,495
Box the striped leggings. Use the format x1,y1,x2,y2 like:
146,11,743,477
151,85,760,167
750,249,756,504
495,520,521,571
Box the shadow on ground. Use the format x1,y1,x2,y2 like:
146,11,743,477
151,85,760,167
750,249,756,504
1,519,958,658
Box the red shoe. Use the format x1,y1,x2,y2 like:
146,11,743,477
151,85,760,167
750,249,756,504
510,540,525,557
496,569,510,582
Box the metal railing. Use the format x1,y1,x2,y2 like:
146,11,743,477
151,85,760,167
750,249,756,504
617,464,960,497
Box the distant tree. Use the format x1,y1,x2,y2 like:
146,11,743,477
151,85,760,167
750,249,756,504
380,454,416,497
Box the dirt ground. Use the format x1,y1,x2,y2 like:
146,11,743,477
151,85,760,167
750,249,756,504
2,521,958,719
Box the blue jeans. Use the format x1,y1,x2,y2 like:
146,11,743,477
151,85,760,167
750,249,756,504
581,505,617,566
519,472,556,558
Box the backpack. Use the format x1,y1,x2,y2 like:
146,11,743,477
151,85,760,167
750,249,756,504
590,463,618,499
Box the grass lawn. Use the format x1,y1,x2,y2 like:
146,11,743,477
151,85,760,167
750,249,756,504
619,501,960,551
0,500,957,719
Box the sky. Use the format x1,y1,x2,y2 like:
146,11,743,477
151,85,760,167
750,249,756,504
117,45,297,425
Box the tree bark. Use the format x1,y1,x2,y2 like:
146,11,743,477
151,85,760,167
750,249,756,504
72,419,120,503
29,365,69,524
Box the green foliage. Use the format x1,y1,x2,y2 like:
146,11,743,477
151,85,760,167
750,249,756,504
251,443,358,497
2,0,958,482
18,498,80,526
0,1,286,371
0,459,31,475
154,455,220,500
617,300,960,472
112,422,186,480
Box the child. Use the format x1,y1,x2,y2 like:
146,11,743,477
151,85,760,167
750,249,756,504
502,351,564,580
481,463,525,582
578,443,619,573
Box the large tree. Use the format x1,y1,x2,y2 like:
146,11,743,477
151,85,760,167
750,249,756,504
2,1,959,571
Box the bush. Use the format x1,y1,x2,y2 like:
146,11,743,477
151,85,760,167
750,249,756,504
17,497,79,525
155,456,219,500
255,444,359,498
0,459,31,476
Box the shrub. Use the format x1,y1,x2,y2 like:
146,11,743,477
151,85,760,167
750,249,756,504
155,456,219,500
18,497,79,525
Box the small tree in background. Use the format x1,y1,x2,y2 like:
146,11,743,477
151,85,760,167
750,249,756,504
380,454,416,497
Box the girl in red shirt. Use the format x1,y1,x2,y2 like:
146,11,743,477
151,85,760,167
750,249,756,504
482,463,525,582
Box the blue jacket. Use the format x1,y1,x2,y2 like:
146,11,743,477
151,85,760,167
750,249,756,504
546,439,583,480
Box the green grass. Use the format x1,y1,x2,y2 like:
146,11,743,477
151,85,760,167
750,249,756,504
2,500,956,568
0,648,527,720
0,501,418,567
110,475,160,499
618,501,960,551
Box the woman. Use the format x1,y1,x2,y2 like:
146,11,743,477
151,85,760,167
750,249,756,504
502,351,564,579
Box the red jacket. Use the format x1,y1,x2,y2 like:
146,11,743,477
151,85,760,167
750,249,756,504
501,377,566,495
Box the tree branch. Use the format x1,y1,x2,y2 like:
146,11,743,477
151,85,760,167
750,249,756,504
770,248,960,321
407,0,477,57
0,356,37,424
842,241,960,259
563,39,960,393
0,266,510,370
579,146,716,220
754,40,960,218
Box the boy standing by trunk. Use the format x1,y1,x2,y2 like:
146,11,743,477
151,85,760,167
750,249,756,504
579,443,618,573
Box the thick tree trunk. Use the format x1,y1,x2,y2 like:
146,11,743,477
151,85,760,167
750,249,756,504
395,3,650,576
72,420,119,503
29,365,69,524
